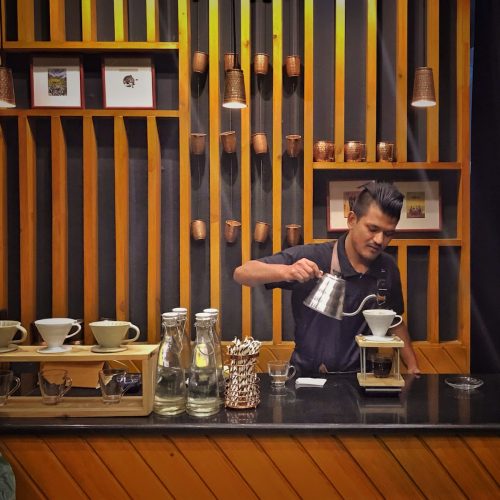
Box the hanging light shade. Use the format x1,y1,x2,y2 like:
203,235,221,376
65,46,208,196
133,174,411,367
223,68,246,109
411,66,436,108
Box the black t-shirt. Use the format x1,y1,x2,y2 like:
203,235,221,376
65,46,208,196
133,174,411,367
260,233,404,375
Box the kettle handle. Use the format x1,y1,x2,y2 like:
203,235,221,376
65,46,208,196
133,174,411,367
342,294,377,317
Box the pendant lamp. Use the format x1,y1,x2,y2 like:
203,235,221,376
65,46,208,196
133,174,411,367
223,0,246,109
0,0,15,108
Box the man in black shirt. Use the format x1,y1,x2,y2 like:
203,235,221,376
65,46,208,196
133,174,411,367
234,182,420,376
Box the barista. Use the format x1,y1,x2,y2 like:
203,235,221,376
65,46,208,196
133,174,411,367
234,181,420,376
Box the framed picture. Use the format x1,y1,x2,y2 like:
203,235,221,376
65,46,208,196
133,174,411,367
31,56,84,108
327,180,441,232
102,57,156,109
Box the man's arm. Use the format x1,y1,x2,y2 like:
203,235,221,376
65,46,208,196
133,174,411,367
233,258,322,287
391,321,421,375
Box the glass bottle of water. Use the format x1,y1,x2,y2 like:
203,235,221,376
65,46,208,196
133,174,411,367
186,312,222,416
172,307,191,377
203,308,225,405
154,312,186,415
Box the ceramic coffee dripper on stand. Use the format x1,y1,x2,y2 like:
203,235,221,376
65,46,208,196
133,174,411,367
89,320,140,353
34,318,82,354
0,321,28,353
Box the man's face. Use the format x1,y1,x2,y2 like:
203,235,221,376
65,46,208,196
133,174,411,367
347,203,398,263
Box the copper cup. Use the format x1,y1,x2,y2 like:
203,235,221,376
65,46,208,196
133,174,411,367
344,141,365,162
192,51,208,73
285,55,301,77
191,219,207,241
254,53,269,75
313,140,334,162
286,224,302,247
286,134,302,158
376,141,395,162
224,219,241,243
254,221,270,243
220,131,237,154
224,53,237,72
252,132,268,154
190,133,207,155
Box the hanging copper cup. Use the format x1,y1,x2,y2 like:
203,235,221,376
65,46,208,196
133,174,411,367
254,221,270,243
254,53,270,75
285,55,301,77
191,219,207,241
220,131,237,154
224,53,237,72
190,133,207,155
376,141,395,162
192,51,208,74
286,134,302,158
313,140,334,162
286,224,302,247
344,141,365,162
224,219,241,243
252,132,268,154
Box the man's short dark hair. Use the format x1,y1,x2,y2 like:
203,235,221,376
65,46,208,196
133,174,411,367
352,181,404,221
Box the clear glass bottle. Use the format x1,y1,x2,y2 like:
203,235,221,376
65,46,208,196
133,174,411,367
172,307,191,376
186,312,222,416
154,312,186,415
203,308,225,405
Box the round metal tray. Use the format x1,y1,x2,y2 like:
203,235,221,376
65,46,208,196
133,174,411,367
445,376,483,391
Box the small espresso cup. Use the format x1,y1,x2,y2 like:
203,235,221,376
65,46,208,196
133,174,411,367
89,320,140,349
0,370,21,406
38,369,72,405
99,369,130,404
363,309,403,338
0,321,28,348
34,318,81,351
268,360,296,387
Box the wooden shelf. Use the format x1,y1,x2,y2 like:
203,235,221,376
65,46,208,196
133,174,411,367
0,109,179,118
4,41,179,52
313,161,462,170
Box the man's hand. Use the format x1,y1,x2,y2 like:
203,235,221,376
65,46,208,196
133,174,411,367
283,258,323,283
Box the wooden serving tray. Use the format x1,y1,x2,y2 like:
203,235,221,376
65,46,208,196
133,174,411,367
0,344,159,418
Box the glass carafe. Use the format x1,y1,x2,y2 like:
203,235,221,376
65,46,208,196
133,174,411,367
154,312,186,415
186,312,222,416
203,308,225,405
172,307,191,376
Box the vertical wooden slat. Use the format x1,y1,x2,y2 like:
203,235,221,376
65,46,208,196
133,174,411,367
114,0,129,42
178,0,191,312
209,0,220,311
19,117,36,339
83,116,98,344
396,242,408,324
396,0,408,162
334,0,345,163
51,116,68,317
114,116,129,320
427,242,439,343
147,117,161,342
272,0,283,343
303,0,313,242
241,0,251,338
365,0,377,162
49,0,66,41
17,0,35,42
81,0,97,42
426,0,439,161
0,123,7,311
146,0,160,42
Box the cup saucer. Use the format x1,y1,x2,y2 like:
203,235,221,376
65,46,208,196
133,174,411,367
91,345,127,353
37,345,72,354
0,344,19,354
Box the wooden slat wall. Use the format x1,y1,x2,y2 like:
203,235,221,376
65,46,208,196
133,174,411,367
1,434,499,499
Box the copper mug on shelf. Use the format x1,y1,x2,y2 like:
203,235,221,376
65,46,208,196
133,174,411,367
376,141,395,162
344,141,365,162
224,52,237,72
190,133,207,155
220,131,237,154
252,132,268,154
285,55,301,77
254,53,269,75
286,224,302,247
191,219,207,241
225,219,242,243
254,221,270,243
313,140,334,162
286,134,302,158
192,51,208,74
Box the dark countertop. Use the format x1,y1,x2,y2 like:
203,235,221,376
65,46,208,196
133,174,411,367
1,374,499,434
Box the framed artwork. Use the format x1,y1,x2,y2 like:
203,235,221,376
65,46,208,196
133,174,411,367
31,56,84,108
327,180,441,232
102,57,156,109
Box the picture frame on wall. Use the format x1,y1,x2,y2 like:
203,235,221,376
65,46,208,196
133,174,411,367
102,57,156,109
31,56,84,108
327,180,441,232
